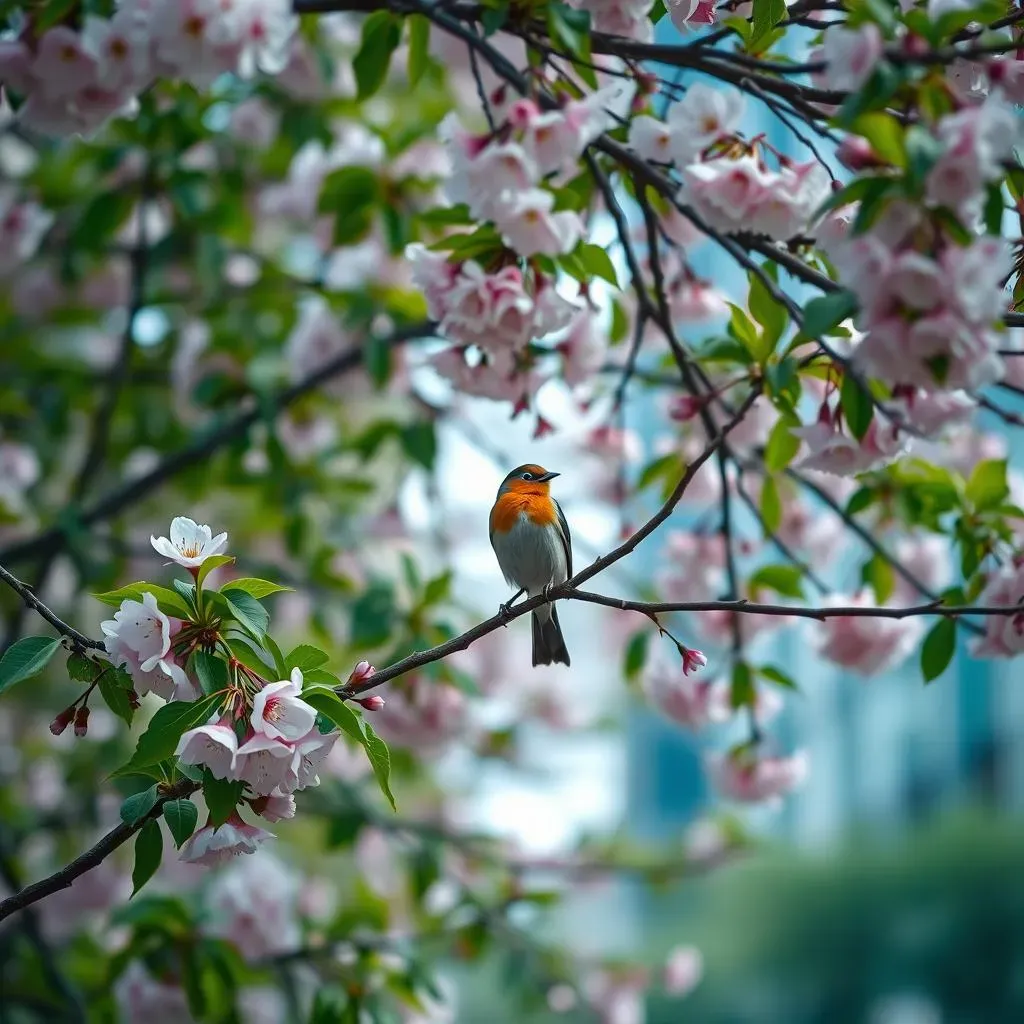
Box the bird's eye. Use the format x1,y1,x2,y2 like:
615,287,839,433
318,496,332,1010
522,472,534,481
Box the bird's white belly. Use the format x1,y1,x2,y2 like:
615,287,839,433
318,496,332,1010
493,512,568,594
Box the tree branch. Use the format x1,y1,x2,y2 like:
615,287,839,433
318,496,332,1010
0,779,198,924
0,563,104,651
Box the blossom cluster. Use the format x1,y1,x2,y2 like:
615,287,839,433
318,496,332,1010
629,84,831,242
0,0,297,136
824,93,1018,393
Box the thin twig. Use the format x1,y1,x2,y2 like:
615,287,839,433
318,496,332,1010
0,563,104,651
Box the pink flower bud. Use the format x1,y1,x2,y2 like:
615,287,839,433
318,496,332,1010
357,695,385,711
507,98,539,128
680,646,707,676
668,395,705,422
836,136,883,171
348,660,376,687
49,707,75,736
533,415,555,440
73,706,90,738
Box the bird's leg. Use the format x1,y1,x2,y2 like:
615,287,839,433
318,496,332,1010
498,588,525,620
542,583,553,603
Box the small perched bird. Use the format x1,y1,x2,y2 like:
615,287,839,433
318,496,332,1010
489,463,572,667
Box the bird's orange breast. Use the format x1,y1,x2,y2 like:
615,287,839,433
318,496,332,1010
490,491,558,534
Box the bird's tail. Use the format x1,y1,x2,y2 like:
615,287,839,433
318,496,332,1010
532,605,570,667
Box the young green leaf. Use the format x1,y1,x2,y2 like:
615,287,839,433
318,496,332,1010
120,785,160,826
303,688,365,743
193,651,229,696
0,636,61,695
92,583,193,620
760,475,782,534
219,577,293,599
759,664,799,690
802,291,858,338
363,723,397,811
921,617,956,683
353,11,402,99
966,458,1009,512
748,564,804,599
99,671,136,725
407,14,430,84
840,372,874,442
131,818,164,897
221,590,270,642
730,662,755,708
197,554,234,591
203,773,245,826
287,644,330,674
623,631,649,681
164,799,199,847
126,693,222,769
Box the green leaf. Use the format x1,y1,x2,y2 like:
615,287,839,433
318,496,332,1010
650,0,667,22
422,571,452,607
163,799,199,848
407,14,430,84
765,414,802,473
730,662,755,709
363,723,397,811
73,190,135,249
921,617,956,683
481,5,509,34
574,242,618,287
99,671,135,726
400,421,437,469
197,555,234,591
623,631,649,681
846,486,876,516
217,577,291,599
802,291,858,338
319,166,381,245
637,453,682,492
966,458,1009,511
203,772,245,827
93,583,193,621
287,644,330,674
748,564,804,599
849,112,906,167
193,651,228,696
132,819,164,897
125,693,222,770
904,125,945,189
751,0,786,43
303,688,365,743
353,11,402,99
351,582,395,648
120,785,160,826
861,552,895,605
221,590,270,642
759,664,799,690
840,372,874,442
747,270,788,356
760,476,782,534
0,636,61,694
67,653,98,682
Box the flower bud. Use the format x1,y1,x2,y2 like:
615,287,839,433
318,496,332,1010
668,395,705,422
73,706,90,738
348,660,376,687
49,707,75,736
680,646,707,676
357,695,385,712
127,689,141,710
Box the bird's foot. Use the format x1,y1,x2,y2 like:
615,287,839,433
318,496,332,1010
498,588,525,622
542,583,553,603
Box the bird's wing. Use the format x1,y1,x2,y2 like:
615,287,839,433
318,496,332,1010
554,498,573,580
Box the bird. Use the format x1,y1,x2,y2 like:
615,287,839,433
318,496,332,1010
489,463,572,667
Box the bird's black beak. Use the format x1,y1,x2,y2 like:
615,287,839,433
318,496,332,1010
537,471,560,482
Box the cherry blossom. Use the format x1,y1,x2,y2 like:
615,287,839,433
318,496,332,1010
663,946,704,997
706,748,808,806
816,24,884,92
100,592,192,701
113,961,192,1023
791,407,904,476
667,0,718,30
176,716,238,779
150,515,229,569
667,84,745,165
251,669,317,742
656,531,726,602
642,660,731,730
572,0,653,40
491,188,583,257
815,594,924,676
560,310,609,388
178,812,275,866
232,731,297,796
972,561,1024,657
371,678,469,755
0,186,53,276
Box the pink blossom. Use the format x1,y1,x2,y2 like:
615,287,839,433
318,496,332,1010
666,84,745,165
33,27,99,100
680,646,707,676
642,660,730,730
0,39,33,94
256,791,297,822
176,716,238,779
520,109,585,176
560,310,608,388
371,678,468,755
252,669,317,742
113,961,191,1023
229,97,279,148
892,534,953,602
972,562,1024,657
684,155,771,232
232,732,296,796
817,24,883,92
656,531,725,602
81,13,150,92
707,748,808,805
815,593,924,675
492,188,582,257
201,851,300,960
289,728,338,790
178,812,274,866
892,389,975,437
584,968,650,1024
0,187,54,275
667,277,728,321
664,946,703,997
888,252,944,312
100,592,193,701
792,414,904,476
429,347,548,406
356,694,385,711
570,0,653,41
448,137,539,220
285,298,354,383
629,115,674,163
667,0,718,31
941,237,1013,325
150,515,228,568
